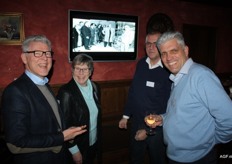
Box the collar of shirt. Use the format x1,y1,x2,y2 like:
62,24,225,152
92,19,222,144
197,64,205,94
25,70,49,85
75,79,93,100
146,57,163,69
169,58,193,87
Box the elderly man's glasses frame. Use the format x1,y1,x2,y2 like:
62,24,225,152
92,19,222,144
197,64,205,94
24,51,54,58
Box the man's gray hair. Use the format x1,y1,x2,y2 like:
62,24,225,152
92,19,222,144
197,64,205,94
22,35,52,52
156,31,186,51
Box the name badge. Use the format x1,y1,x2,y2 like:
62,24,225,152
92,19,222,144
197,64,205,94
146,81,155,88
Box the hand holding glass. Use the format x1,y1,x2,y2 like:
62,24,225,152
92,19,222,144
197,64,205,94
145,114,156,135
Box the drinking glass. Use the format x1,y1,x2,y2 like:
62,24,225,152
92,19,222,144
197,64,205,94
145,113,156,135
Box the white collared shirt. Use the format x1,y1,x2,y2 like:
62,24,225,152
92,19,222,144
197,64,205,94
146,57,163,69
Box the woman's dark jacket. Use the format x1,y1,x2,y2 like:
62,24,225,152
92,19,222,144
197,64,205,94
56,78,102,162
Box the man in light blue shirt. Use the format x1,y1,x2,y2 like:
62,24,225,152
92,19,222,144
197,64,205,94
147,31,232,164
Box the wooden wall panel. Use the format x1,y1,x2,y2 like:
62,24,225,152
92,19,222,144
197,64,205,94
97,80,131,163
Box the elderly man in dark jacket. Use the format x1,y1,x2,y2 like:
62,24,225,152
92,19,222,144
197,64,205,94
2,35,86,164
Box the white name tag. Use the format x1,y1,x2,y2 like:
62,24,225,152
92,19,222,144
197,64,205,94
146,81,155,88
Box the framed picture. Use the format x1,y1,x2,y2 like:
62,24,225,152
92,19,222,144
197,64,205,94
68,10,139,62
0,13,25,45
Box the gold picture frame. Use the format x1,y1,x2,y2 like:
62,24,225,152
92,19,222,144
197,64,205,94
0,13,25,45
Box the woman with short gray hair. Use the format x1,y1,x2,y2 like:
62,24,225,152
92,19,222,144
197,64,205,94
57,53,102,164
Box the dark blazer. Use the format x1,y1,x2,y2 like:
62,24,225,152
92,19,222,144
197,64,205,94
2,73,66,164
57,78,102,163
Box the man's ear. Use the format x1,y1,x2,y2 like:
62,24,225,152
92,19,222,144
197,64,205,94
21,53,27,64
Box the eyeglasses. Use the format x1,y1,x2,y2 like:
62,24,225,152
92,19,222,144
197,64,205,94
145,42,157,47
24,50,54,58
74,67,90,73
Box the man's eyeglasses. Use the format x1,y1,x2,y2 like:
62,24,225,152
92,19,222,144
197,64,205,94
145,42,157,47
74,67,90,73
24,51,54,58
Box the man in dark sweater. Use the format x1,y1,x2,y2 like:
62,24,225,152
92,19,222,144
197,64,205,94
119,13,174,164
119,31,171,164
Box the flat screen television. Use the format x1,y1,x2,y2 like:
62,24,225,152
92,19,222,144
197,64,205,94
68,10,139,62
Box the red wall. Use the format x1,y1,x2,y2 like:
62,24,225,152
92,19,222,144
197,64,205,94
1,0,232,87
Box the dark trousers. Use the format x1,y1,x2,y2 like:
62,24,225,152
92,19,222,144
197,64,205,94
83,142,98,164
130,131,167,164
169,147,218,164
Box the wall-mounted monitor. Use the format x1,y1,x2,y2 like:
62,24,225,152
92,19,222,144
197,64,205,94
68,10,139,62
